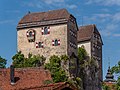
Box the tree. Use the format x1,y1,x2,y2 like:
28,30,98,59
78,47,98,90
45,55,68,83
0,56,7,68
78,47,87,61
102,83,111,90
12,51,46,68
12,51,25,68
111,61,120,89
78,47,88,90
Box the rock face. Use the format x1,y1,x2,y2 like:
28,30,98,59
17,9,78,62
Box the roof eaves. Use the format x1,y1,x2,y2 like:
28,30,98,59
17,19,68,29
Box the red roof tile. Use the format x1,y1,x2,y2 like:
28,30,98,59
25,82,77,90
0,67,52,90
18,9,70,25
0,67,77,90
77,24,101,42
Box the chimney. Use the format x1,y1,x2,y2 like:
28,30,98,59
10,65,15,85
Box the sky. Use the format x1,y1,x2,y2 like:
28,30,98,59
0,0,120,80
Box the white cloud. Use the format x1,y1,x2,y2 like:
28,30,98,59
86,0,120,6
100,30,111,37
105,24,118,31
43,0,65,4
5,10,21,14
83,12,120,37
23,0,77,10
94,14,111,18
113,34,120,37
66,4,77,9
112,12,120,22
0,20,14,24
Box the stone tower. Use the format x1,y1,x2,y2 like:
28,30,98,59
77,24,103,90
17,9,78,62
104,66,116,90
104,66,116,83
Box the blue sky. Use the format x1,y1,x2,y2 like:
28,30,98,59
0,0,120,79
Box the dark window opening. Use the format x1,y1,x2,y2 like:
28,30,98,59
29,31,33,37
54,39,58,46
38,42,43,48
44,27,48,35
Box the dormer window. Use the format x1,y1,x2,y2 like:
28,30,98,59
52,39,60,46
26,29,35,42
42,26,50,35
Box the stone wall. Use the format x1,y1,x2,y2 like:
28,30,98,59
17,24,68,62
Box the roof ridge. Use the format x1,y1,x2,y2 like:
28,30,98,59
26,8,69,16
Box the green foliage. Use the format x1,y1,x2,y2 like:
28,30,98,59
78,47,87,61
12,51,46,68
78,47,99,90
111,61,120,74
45,55,68,83
111,60,120,89
0,56,7,68
60,55,69,62
12,51,25,68
102,83,111,90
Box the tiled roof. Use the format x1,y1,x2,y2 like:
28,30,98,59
18,9,70,24
0,67,77,90
25,82,77,90
77,24,101,42
17,9,71,29
0,67,52,90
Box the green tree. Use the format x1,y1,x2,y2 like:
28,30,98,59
77,47,88,90
12,51,45,68
78,47,87,61
111,61,120,89
102,83,111,90
0,56,7,68
78,47,98,90
12,51,25,68
45,55,68,83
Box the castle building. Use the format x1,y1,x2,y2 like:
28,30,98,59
17,9,78,62
77,24,103,90
16,8,103,90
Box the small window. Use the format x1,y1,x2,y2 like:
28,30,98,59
36,42,43,48
26,30,35,42
29,31,33,37
42,26,50,35
54,39,58,46
52,39,60,46
38,42,42,48
44,27,48,34
26,30,35,37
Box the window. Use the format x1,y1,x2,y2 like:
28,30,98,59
52,39,60,46
44,27,48,34
54,39,58,46
70,30,76,38
70,42,77,49
26,29,35,42
42,26,50,35
26,30,35,37
36,42,43,48
29,31,33,37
